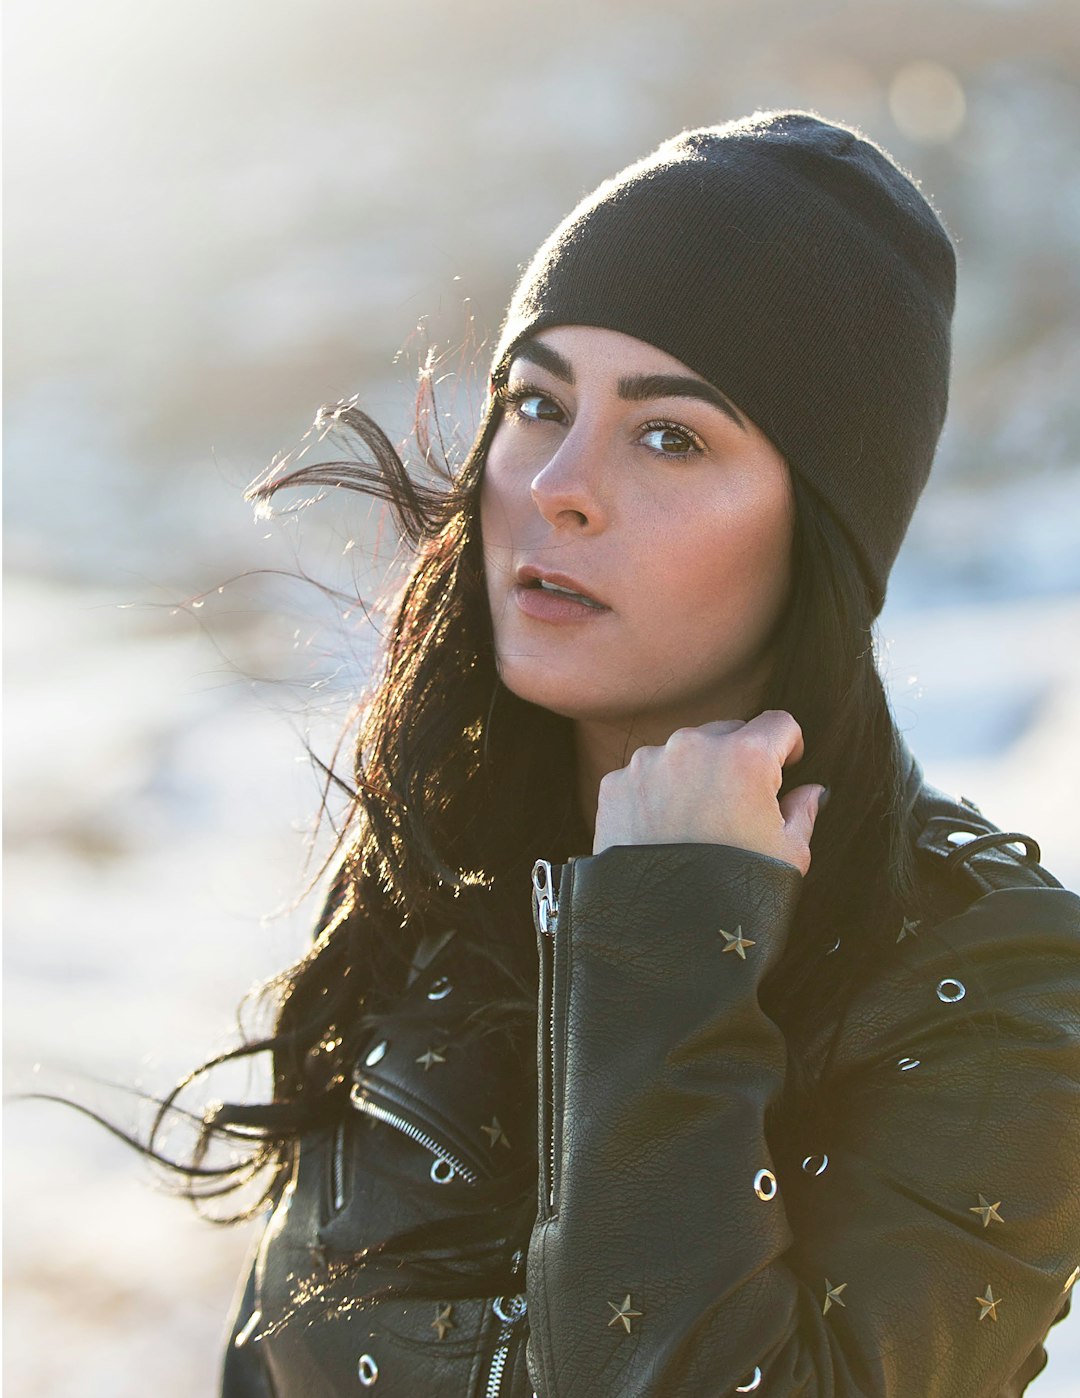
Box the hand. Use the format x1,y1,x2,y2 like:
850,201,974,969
591,710,827,876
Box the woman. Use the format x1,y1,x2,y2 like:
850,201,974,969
190,110,1080,1396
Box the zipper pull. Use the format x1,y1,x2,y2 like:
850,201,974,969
531,859,559,936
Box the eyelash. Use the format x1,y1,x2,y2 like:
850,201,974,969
494,381,706,458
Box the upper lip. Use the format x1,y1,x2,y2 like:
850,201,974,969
515,564,608,608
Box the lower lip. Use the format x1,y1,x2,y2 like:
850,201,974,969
513,584,610,623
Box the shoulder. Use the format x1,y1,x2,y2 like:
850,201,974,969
910,775,1070,899
832,777,1080,1069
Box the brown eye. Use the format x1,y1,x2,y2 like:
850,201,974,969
498,383,565,425
517,393,564,423
640,421,704,458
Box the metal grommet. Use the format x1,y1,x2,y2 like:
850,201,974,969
735,1367,762,1392
357,1352,379,1385
946,829,978,846
801,1153,829,1176
753,1168,778,1201
936,978,966,1003
363,1039,388,1067
897,1056,921,1071
430,1157,456,1184
426,976,453,1000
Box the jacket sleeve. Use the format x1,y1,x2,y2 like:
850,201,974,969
523,841,1080,1398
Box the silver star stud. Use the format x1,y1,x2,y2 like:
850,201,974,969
416,1045,447,1071
969,1194,1004,1228
823,1279,848,1314
719,925,756,960
607,1294,643,1333
480,1115,510,1149
896,918,920,942
976,1284,1001,1322
432,1302,455,1340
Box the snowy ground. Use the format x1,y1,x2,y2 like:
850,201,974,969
5,565,1080,1397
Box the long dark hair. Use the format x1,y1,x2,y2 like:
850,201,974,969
61,351,936,1308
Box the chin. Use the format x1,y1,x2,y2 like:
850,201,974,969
497,663,591,720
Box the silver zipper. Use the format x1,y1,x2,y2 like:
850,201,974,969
347,1086,480,1185
532,859,559,936
532,859,560,1209
484,1291,527,1397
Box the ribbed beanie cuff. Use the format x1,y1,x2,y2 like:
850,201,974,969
489,109,957,617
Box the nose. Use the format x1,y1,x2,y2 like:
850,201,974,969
529,428,607,533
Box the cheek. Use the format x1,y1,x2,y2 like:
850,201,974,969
478,470,506,560
654,492,793,634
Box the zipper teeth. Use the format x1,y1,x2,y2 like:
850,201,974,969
548,977,556,1208
485,1294,527,1398
347,1088,479,1185
485,1324,513,1398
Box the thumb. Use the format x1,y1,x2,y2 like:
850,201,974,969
779,783,828,840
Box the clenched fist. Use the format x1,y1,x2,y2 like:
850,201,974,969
591,710,827,877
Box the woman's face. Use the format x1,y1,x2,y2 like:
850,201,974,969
480,325,795,734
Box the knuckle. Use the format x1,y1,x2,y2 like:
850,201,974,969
767,708,803,738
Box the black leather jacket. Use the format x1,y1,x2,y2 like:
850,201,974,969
220,743,1080,1396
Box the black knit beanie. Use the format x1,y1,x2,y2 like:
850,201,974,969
488,109,957,618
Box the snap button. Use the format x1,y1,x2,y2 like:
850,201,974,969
936,978,966,1003
753,1168,778,1200
363,1039,388,1067
801,1153,829,1175
357,1352,379,1385
427,976,453,1000
946,829,978,846
735,1367,762,1392
897,1056,921,1071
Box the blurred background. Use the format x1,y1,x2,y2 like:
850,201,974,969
5,1,1079,1393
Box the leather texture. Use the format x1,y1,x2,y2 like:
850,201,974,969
220,742,1080,1396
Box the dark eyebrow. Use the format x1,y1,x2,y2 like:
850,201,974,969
508,336,747,433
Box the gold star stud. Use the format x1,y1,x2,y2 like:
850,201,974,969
480,1115,511,1149
416,1045,447,1071
1063,1265,1079,1294
896,918,920,942
719,925,756,960
969,1193,1004,1228
432,1302,455,1340
823,1279,848,1314
976,1284,1001,1322
607,1294,643,1334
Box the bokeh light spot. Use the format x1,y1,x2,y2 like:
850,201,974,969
889,61,967,144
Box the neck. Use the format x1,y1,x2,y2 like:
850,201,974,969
572,687,765,846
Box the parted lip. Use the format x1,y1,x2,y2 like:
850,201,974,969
515,564,608,609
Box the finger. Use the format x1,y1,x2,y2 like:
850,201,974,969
741,709,805,768
778,783,826,840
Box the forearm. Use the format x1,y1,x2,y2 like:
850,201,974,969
527,842,808,1397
